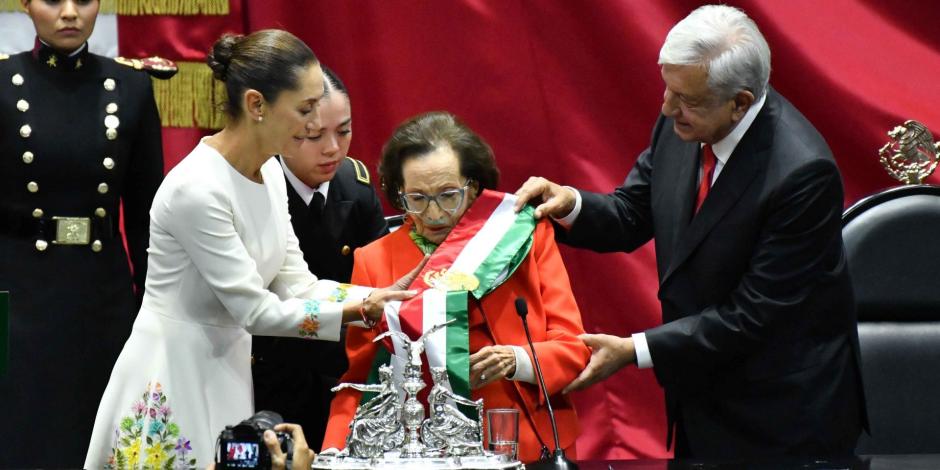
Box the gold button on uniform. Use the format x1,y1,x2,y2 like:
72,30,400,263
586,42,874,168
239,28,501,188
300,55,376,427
104,115,120,129
16,99,29,112
22,151,34,163
106,128,117,140
341,245,351,256
91,240,103,252
35,239,48,251
20,124,31,138
32,208,43,218
106,102,118,114
97,183,109,194
103,157,115,169
27,181,38,193
95,207,107,218
103,78,116,91
12,73,23,86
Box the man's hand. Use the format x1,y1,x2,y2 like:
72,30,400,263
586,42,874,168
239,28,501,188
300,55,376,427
562,334,636,393
513,176,576,219
265,423,315,470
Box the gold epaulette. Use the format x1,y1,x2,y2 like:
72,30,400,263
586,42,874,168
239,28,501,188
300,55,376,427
0,54,9,61
346,156,371,184
115,56,178,79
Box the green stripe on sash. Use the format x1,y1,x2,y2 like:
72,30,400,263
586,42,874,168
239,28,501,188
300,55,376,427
471,205,536,299
444,291,473,417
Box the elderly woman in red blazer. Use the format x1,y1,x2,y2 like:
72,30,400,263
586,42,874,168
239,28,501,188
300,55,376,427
322,112,590,462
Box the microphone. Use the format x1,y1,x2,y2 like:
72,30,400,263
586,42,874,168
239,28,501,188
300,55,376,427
514,297,578,470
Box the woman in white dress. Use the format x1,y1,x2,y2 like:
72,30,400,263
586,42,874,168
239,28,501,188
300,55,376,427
84,30,419,470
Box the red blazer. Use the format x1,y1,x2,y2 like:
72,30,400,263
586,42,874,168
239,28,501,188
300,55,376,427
323,219,590,462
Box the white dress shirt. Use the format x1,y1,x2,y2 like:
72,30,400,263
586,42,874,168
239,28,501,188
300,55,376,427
279,157,330,205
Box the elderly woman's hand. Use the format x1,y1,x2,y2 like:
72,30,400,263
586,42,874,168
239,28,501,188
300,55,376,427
470,345,517,389
358,255,430,324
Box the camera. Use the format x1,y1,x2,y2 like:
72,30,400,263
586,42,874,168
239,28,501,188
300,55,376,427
216,410,293,469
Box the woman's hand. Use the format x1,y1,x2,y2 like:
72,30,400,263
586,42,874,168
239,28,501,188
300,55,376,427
358,255,430,323
264,423,315,470
469,345,517,389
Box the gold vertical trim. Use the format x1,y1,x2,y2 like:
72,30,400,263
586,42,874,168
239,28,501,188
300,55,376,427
0,0,24,12
116,0,230,15
151,61,226,129
0,0,229,15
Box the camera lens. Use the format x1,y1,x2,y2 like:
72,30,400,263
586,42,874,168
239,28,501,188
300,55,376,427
248,410,284,430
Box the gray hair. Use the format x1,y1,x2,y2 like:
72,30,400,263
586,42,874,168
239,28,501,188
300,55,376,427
658,5,771,100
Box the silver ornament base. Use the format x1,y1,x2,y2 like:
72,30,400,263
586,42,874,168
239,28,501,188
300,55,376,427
312,450,523,470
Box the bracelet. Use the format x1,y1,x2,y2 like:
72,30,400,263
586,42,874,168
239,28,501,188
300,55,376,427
359,293,377,328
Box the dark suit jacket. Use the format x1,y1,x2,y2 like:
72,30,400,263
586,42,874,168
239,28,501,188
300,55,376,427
252,157,388,447
559,89,867,458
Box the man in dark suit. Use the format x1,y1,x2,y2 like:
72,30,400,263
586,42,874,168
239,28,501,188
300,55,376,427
252,67,388,447
515,4,866,459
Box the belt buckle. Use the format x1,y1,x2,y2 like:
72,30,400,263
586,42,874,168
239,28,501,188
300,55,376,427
52,216,91,245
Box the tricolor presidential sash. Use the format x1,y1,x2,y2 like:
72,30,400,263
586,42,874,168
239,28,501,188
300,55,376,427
363,190,537,411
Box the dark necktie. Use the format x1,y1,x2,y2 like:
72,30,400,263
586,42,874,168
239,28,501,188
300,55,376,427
695,144,717,213
309,191,326,223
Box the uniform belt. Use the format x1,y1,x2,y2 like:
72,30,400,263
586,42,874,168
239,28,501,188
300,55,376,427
0,206,119,244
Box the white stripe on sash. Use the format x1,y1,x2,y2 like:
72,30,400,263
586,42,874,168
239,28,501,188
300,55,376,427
384,301,407,399
450,194,518,275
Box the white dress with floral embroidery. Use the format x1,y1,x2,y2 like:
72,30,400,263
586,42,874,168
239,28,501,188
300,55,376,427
84,142,369,470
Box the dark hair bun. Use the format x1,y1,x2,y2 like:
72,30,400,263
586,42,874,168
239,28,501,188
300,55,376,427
207,33,243,82
208,29,318,120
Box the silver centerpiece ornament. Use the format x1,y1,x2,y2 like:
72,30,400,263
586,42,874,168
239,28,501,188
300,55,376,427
314,321,520,469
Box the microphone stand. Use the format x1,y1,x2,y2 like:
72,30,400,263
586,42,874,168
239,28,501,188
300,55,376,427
515,298,578,470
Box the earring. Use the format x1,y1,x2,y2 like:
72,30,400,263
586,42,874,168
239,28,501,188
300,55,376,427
257,115,263,123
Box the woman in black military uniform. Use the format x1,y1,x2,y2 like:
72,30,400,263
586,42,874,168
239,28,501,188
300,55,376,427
0,1,166,467
253,66,389,448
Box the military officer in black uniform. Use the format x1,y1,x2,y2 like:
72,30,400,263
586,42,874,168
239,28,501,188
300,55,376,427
0,0,171,467
252,67,388,448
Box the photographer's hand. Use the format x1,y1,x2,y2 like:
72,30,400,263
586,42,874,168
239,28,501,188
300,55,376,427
265,423,315,470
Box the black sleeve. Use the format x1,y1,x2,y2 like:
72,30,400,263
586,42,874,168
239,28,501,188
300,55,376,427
358,183,389,245
556,116,665,253
122,75,164,301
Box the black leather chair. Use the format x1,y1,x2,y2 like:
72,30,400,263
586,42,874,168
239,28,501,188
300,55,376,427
385,214,406,232
842,184,940,454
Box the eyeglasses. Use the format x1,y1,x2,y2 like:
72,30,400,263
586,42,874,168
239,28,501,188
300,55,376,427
399,180,473,214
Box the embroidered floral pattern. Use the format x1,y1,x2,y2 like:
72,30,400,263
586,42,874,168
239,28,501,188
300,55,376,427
106,382,197,470
299,300,321,339
327,283,353,302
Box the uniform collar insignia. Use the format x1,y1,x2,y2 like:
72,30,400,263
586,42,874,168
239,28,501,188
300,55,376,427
32,37,89,71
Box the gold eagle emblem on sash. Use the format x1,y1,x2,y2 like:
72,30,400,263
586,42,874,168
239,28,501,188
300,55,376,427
423,268,479,292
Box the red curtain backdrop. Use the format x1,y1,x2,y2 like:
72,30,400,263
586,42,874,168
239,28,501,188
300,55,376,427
118,0,940,460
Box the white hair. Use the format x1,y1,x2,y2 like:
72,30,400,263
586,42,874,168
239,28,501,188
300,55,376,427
658,4,771,100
